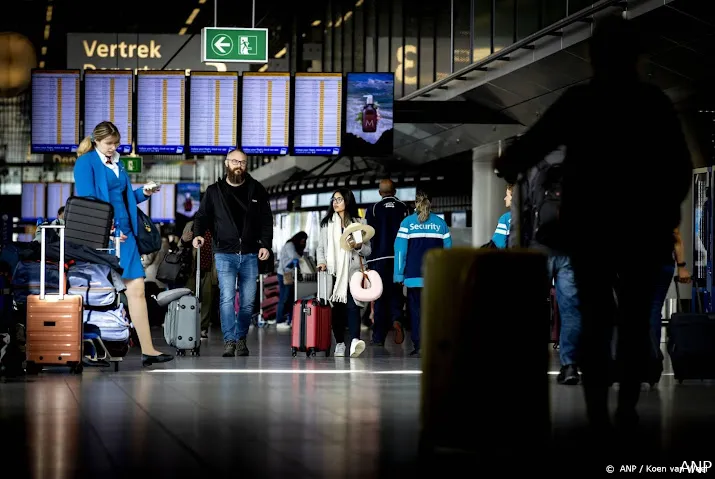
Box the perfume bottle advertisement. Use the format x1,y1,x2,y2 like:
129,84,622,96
344,73,394,156
176,182,201,218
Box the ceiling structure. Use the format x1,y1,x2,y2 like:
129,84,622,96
394,0,715,166
4,0,324,70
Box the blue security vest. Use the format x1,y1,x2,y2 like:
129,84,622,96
394,213,452,288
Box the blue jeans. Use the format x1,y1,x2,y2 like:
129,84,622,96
548,254,581,366
649,262,675,358
215,253,258,342
276,274,294,324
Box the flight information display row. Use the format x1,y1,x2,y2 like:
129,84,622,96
29,71,389,157
293,73,342,156
84,70,133,154
137,71,186,154
241,72,290,156
31,70,81,153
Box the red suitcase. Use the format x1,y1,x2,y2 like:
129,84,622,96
291,299,332,357
290,269,332,357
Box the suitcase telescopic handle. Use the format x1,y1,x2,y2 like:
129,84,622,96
294,264,299,303
40,225,65,300
195,245,201,300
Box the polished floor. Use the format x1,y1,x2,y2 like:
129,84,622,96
2,323,715,478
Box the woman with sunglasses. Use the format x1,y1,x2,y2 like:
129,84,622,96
317,188,371,357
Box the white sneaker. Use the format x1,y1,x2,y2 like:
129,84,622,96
276,322,291,331
350,339,366,358
267,319,277,325
334,342,346,357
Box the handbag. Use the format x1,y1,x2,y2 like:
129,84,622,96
122,188,161,255
135,207,162,255
283,269,294,285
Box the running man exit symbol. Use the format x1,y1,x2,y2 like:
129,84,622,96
239,36,257,55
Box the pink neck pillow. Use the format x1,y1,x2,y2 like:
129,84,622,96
350,270,383,303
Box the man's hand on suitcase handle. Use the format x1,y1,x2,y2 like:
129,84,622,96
193,236,205,249
317,264,327,272
258,248,270,261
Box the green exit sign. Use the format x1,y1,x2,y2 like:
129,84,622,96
120,156,143,173
201,27,268,63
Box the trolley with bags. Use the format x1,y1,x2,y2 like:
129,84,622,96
159,246,202,357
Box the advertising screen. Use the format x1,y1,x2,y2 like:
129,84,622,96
344,72,394,157
176,183,201,218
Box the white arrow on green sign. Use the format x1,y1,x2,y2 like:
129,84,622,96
202,27,268,64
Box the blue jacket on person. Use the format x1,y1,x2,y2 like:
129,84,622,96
73,150,148,235
394,212,452,288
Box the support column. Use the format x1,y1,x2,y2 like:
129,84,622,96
471,141,509,247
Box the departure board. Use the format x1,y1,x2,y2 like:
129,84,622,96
31,70,80,153
132,184,150,216
293,73,342,156
84,70,133,154
137,71,185,154
47,183,72,220
189,72,238,154
241,72,290,155
21,183,46,222
150,183,176,223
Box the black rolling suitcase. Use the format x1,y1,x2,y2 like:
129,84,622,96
667,277,715,383
64,197,114,249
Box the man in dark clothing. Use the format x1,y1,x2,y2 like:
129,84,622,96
365,179,409,345
494,16,692,435
193,149,273,357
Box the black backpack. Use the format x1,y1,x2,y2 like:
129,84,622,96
530,163,564,248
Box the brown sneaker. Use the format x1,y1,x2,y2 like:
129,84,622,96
393,321,405,345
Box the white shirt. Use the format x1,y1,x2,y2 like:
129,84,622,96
97,150,120,178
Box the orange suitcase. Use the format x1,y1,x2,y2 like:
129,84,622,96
26,225,84,374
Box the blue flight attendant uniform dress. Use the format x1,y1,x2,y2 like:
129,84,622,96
74,150,149,280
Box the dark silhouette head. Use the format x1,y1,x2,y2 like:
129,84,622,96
589,15,643,80
287,231,308,255
378,179,396,197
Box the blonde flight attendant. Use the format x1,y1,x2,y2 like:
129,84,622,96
74,121,173,367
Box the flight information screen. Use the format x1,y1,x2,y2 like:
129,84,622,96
84,70,133,154
293,73,342,156
241,72,290,155
47,183,72,220
189,72,238,155
31,70,80,153
21,183,46,222
150,183,176,223
137,71,185,154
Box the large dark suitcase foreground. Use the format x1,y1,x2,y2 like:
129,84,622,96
668,278,715,383
419,248,550,463
64,196,114,250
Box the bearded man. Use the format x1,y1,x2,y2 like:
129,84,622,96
193,149,273,357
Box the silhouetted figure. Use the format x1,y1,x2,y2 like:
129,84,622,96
495,15,692,439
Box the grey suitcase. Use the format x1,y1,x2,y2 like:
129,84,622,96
163,247,201,356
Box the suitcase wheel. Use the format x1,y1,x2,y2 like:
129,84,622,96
191,347,201,357
25,361,41,375
307,347,316,358
176,349,186,357
70,362,83,375
291,347,297,357
325,349,330,358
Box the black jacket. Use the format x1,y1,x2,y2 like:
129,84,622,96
193,175,273,255
365,196,409,261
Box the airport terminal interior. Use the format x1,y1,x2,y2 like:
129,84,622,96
2,0,715,476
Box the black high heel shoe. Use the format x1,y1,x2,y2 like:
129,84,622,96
141,353,174,367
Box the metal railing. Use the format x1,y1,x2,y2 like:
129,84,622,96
400,0,628,101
